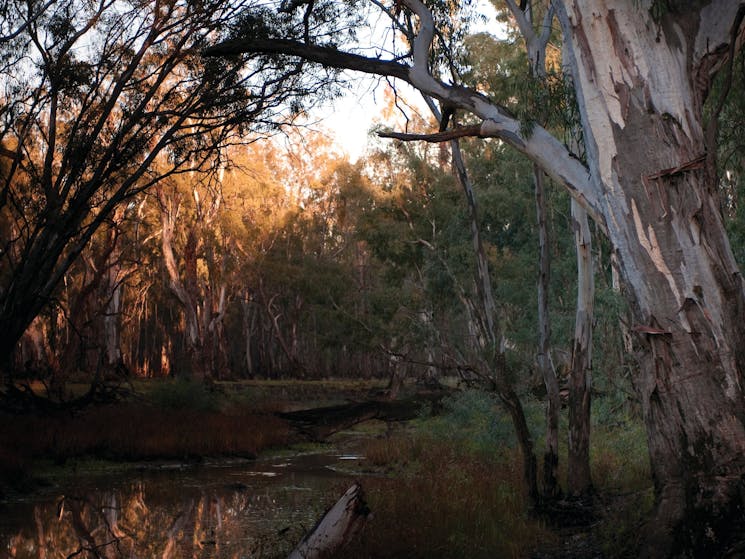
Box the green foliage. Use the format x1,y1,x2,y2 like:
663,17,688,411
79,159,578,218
426,389,520,454
711,53,745,268
591,415,650,492
514,71,580,141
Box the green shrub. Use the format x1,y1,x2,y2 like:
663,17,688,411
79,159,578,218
423,389,521,456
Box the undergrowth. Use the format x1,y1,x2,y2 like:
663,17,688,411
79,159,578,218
339,388,652,558
339,442,554,559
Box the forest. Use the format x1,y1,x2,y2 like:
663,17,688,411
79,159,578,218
1,0,745,558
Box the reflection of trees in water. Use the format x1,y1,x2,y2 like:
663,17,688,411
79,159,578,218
4,482,316,558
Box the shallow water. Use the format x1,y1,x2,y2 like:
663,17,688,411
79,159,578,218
0,450,366,558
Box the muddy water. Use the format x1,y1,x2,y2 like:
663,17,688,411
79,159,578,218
0,449,366,558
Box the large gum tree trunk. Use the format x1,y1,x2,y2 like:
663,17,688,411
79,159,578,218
562,2,745,553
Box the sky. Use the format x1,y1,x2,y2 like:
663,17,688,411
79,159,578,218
312,77,429,162
308,0,501,163
312,78,386,162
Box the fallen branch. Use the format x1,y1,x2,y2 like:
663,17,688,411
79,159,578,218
277,390,448,440
288,483,370,559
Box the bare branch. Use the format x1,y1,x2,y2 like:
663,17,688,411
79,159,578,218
378,124,485,142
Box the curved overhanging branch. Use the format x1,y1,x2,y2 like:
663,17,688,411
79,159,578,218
204,37,411,81
481,119,604,234
204,2,605,229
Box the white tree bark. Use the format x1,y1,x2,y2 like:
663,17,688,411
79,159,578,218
557,1,745,552
288,483,369,559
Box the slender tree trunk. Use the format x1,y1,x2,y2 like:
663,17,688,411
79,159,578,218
103,276,124,369
568,199,593,497
534,163,561,500
241,293,255,377
160,193,206,381
451,140,540,505
101,216,126,373
494,352,540,508
259,280,303,375
560,3,745,553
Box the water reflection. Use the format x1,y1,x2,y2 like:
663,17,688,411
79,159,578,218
0,452,363,558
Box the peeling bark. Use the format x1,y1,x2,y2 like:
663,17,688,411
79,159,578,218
558,2,745,553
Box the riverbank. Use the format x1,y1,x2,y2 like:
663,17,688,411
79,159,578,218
0,379,653,557
0,378,393,491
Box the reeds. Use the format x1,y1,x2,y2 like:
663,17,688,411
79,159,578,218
0,404,289,484
340,439,555,559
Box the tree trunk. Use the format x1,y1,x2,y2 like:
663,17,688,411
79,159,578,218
450,139,540,505
16,316,54,375
568,199,593,497
494,352,540,508
101,217,126,373
241,293,256,377
160,193,206,381
560,3,745,553
535,163,561,500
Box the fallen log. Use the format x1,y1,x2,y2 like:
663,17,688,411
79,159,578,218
288,483,370,559
277,390,449,440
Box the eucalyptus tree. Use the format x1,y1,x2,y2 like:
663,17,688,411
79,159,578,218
207,1,745,554
0,0,333,379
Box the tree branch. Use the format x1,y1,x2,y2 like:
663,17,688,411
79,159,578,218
204,3,605,228
696,1,745,69
204,38,410,81
378,124,485,142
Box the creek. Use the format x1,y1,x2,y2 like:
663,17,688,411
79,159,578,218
0,445,367,558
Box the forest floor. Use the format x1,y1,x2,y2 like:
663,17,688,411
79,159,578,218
0,377,653,558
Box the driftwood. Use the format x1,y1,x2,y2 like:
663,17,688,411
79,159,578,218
288,483,370,559
277,390,447,440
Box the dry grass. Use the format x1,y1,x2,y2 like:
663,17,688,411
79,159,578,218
339,437,556,559
0,404,290,484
